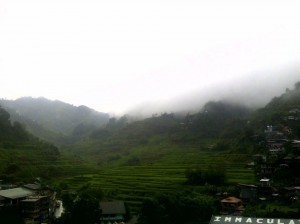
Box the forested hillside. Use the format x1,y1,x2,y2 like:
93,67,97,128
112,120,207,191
0,97,110,144
250,81,300,137
63,100,254,166
0,106,60,182
1,82,300,223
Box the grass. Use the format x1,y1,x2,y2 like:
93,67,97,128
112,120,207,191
0,141,255,213
57,142,255,213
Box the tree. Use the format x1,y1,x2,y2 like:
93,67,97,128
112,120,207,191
185,162,226,186
138,191,216,224
58,185,103,224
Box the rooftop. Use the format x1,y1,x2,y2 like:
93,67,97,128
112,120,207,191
0,187,34,199
23,183,42,191
99,201,126,215
221,197,242,203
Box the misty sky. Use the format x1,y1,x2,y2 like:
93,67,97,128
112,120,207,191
1,0,300,115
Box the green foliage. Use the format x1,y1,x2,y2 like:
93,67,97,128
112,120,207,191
138,191,216,224
0,97,110,144
59,185,104,224
0,106,61,182
185,162,226,186
0,207,23,224
250,81,300,134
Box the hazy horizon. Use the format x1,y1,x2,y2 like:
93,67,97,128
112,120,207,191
1,1,300,115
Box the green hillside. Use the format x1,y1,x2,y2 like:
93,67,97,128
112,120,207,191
0,105,62,182
56,81,300,214
0,97,110,144
1,81,300,221
55,100,257,214
250,81,300,136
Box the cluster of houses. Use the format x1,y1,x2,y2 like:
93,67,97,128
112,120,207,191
0,180,57,224
0,179,128,224
220,110,300,215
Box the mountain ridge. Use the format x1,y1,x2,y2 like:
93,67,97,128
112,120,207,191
0,97,110,145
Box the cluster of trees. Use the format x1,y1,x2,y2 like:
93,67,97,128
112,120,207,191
0,105,60,182
56,184,131,224
57,184,104,224
0,106,29,145
138,191,217,224
185,163,226,186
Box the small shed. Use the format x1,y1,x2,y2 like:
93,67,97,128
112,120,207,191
220,197,244,214
99,201,126,224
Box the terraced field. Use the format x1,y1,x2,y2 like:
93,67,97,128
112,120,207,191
61,146,255,213
0,144,255,213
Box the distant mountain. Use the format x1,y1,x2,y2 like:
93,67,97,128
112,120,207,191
250,81,300,135
68,81,300,164
0,105,60,182
64,99,254,165
0,97,110,145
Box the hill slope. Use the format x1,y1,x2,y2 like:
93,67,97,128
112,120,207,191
0,105,61,182
0,97,110,144
250,81,300,136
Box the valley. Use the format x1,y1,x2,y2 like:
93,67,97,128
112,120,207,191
0,82,300,223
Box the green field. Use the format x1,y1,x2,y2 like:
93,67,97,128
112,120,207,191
0,142,255,213
58,144,255,213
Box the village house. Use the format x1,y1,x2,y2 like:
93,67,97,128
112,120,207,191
259,163,275,177
280,186,300,202
258,178,276,199
220,197,245,215
264,125,288,144
99,201,126,224
237,184,258,203
291,140,300,154
0,182,56,223
252,154,266,166
0,187,35,206
21,195,51,224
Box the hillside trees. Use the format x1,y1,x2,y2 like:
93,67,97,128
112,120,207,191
0,106,28,144
0,106,61,181
138,191,216,224
185,161,226,186
59,184,104,224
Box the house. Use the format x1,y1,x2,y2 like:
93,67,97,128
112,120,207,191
237,184,257,203
21,195,50,224
0,183,56,223
258,163,275,177
280,186,300,202
291,140,300,154
260,178,271,187
99,201,126,224
0,187,35,206
252,154,266,165
265,130,287,144
220,197,245,215
258,178,276,198
289,108,300,114
23,183,42,192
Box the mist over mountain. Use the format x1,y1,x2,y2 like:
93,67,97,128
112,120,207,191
0,97,110,144
125,68,300,118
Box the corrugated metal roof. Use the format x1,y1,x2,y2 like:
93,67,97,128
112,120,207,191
23,183,41,190
221,197,242,203
99,201,126,215
0,187,34,199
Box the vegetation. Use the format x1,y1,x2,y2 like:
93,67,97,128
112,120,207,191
0,97,110,145
138,190,217,224
1,81,300,223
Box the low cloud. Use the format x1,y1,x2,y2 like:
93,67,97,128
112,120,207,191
125,65,300,118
